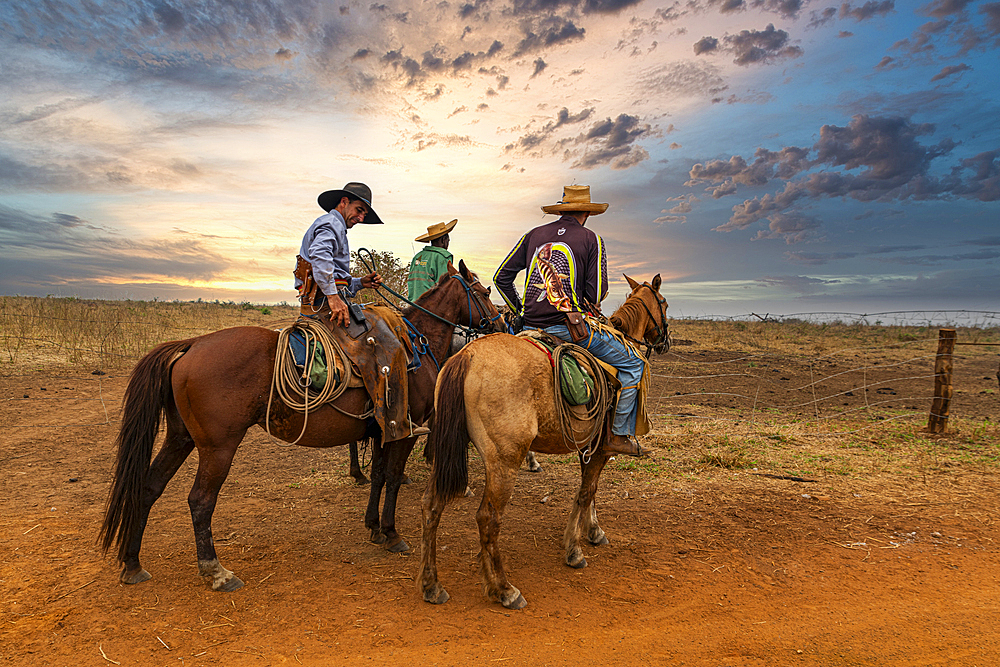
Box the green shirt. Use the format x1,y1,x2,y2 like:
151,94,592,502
407,246,454,301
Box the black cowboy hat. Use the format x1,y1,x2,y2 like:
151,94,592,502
317,182,383,224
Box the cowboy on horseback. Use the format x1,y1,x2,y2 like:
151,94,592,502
293,182,413,443
493,185,648,458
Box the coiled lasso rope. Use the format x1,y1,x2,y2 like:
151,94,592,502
266,318,365,445
550,342,610,461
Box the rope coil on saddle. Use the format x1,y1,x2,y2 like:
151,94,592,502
266,318,371,445
549,341,610,458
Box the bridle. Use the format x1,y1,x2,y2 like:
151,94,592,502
622,283,670,358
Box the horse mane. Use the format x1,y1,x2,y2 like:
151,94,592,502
400,272,452,319
609,298,645,335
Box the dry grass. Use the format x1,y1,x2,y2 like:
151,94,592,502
0,296,299,369
3,296,997,485
670,317,1000,358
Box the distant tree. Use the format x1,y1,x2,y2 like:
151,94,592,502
350,249,409,307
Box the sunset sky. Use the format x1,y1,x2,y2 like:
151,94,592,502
1,0,997,317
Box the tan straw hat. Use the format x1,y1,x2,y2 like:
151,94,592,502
415,218,458,242
541,185,609,215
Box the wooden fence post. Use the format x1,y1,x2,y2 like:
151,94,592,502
926,328,957,434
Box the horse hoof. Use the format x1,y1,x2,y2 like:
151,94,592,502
463,486,474,498
386,537,410,553
353,476,371,486
590,533,610,546
370,529,387,545
214,575,244,592
121,568,152,585
502,592,528,610
566,551,588,569
401,475,413,485
423,585,450,605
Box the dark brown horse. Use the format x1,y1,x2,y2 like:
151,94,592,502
418,274,668,609
99,260,499,591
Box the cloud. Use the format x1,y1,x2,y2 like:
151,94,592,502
0,204,230,284
693,36,719,54
695,23,803,66
839,1,896,22
755,274,841,293
571,114,655,169
929,62,971,81
503,106,595,153
513,17,587,55
686,114,995,240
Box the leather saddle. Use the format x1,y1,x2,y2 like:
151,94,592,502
294,256,410,443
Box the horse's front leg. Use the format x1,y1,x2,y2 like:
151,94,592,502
189,444,243,592
563,450,611,569
377,436,417,553
364,439,387,544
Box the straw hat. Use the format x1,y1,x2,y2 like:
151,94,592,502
317,182,383,224
415,218,458,243
541,185,608,215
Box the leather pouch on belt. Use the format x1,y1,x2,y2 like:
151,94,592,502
565,311,588,344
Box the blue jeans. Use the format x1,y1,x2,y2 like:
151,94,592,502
537,322,645,437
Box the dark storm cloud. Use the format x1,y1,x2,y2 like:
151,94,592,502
694,24,803,66
839,1,895,22
571,114,654,169
513,17,586,55
0,204,230,283
920,0,974,18
984,3,1000,35
503,107,595,152
929,63,970,81
503,110,652,170
807,7,837,28
688,115,997,241
693,36,719,54
702,0,802,17
510,0,643,15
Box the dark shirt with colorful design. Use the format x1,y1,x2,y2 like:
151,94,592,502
493,215,608,328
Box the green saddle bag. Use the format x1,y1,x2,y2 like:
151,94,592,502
559,354,595,406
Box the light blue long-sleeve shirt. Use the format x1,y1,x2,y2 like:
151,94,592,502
295,209,363,297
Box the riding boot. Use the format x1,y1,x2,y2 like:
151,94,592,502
603,433,650,458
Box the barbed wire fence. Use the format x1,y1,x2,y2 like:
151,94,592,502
1,306,998,436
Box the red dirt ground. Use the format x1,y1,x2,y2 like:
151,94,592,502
2,350,999,666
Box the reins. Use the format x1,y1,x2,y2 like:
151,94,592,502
617,284,670,358
356,247,501,339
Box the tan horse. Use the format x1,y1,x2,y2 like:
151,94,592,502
418,274,669,609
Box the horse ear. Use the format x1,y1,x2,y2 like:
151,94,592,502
651,274,661,291
624,274,640,291
459,258,470,280
446,261,459,276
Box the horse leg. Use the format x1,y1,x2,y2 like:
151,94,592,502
377,436,417,553
563,452,611,569
189,443,244,592
524,451,543,473
365,440,388,544
417,482,451,605
348,441,370,485
477,463,526,609
120,414,195,584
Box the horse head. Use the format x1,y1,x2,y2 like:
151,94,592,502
445,260,503,334
616,273,670,356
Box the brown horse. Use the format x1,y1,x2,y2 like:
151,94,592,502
418,274,668,609
99,260,500,591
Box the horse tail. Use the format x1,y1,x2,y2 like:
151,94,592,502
426,351,471,501
99,339,193,562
